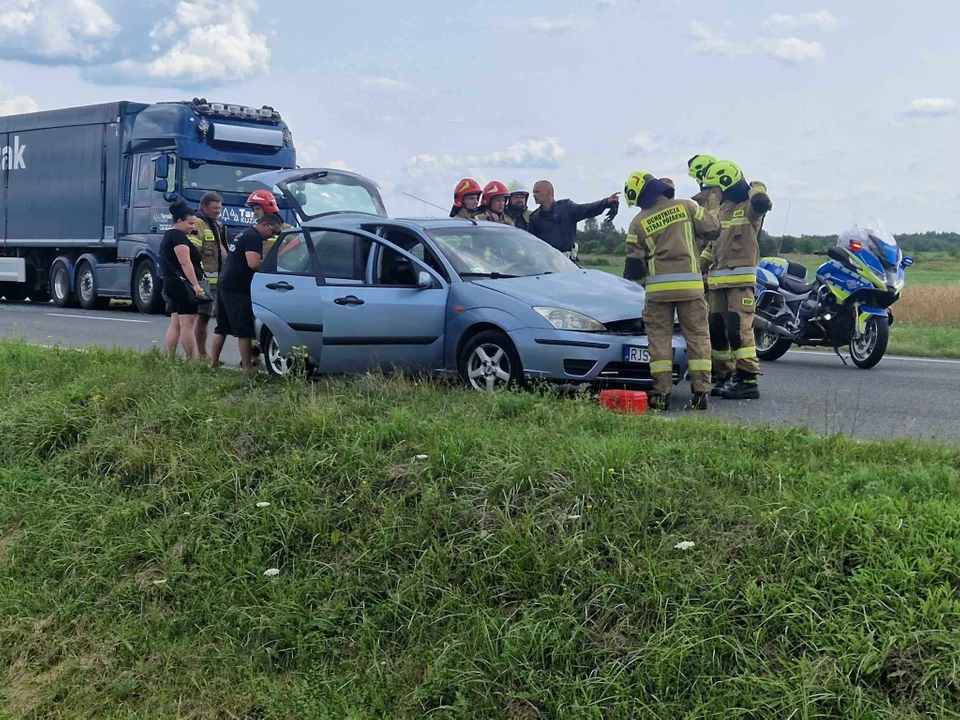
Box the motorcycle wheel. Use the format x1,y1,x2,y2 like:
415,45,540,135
755,329,792,362
849,315,890,369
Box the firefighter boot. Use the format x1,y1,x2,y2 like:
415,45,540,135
720,371,760,400
688,392,710,411
648,393,672,412
711,373,733,397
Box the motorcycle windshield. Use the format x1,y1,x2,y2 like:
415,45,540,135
854,214,900,266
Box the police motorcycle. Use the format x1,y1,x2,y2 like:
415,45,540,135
752,216,912,369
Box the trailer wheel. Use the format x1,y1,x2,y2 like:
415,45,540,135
133,259,163,314
76,262,110,310
50,260,77,308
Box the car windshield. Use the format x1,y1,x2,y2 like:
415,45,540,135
182,161,275,194
285,175,387,218
426,226,578,278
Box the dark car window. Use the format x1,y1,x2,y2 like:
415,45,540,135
274,233,313,275
312,231,371,283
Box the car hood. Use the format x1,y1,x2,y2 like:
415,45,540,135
471,269,646,323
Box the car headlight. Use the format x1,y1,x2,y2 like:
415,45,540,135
534,307,606,332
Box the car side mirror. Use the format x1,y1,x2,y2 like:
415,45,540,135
417,270,434,290
902,257,914,268
155,154,169,179
154,179,168,193
827,246,853,268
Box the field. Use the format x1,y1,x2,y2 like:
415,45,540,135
3,341,960,718
581,253,960,359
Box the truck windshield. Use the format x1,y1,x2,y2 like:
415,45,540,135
182,162,274,194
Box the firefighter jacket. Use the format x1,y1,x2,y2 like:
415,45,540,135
703,183,771,291
474,210,515,226
196,215,228,283
453,207,477,220
625,195,721,303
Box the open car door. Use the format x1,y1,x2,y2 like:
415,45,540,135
240,168,388,224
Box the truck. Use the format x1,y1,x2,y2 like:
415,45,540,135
0,98,297,312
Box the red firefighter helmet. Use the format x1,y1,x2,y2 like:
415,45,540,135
246,189,280,214
481,180,510,206
453,178,482,208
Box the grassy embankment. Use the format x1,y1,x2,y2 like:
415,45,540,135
582,253,960,359
2,341,960,718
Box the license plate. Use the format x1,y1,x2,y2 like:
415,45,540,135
623,346,651,364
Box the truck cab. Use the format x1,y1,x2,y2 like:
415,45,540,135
0,99,297,312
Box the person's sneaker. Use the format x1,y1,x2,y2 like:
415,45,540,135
648,393,672,411
688,392,710,411
711,374,733,397
721,373,760,400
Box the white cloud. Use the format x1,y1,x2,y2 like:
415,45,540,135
363,77,412,92
0,0,118,63
296,140,325,166
404,153,459,179
690,21,737,56
0,94,39,116
691,22,825,64
763,37,825,64
328,160,351,171
597,0,615,6
526,16,576,34
625,132,661,155
903,97,957,118
761,10,841,34
470,137,567,169
108,0,269,83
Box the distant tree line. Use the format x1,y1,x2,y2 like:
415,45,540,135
576,221,960,258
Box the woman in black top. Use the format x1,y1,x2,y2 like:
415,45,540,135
160,201,206,359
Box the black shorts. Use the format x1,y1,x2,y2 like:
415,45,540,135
163,280,198,317
214,288,255,339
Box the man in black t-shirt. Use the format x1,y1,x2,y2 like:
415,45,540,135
210,215,282,371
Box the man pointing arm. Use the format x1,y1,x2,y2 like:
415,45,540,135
527,180,620,260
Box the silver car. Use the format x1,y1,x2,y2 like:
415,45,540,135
243,169,688,391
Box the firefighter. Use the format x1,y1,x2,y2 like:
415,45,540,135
449,178,482,219
505,181,531,231
246,190,292,258
194,192,229,359
688,153,720,213
622,171,720,411
474,181,515,225
700,160,772,400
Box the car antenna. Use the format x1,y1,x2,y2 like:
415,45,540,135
403,192,447,216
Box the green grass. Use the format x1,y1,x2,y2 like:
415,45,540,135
585,253,960,287
3,342,960,717
888,323,960,359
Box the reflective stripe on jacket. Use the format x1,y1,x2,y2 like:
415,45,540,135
626,196,721,303
705,182,770,291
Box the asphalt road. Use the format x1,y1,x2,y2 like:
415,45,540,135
3,300,959,444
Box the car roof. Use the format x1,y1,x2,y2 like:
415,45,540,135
299,215,503,233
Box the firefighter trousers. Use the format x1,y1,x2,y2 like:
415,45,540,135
708,286,760,377
643,297,712,395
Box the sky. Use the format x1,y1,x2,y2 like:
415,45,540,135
0,0,958,235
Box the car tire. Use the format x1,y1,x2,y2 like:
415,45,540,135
262,328,295,378
458,329,524,392
76,262,110,311
133,259,163,314
50,260,77,308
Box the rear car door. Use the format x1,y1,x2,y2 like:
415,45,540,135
250,230,326,359
310,228,449,374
